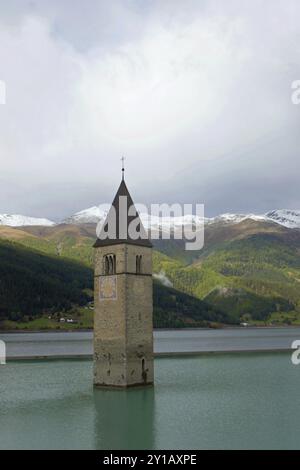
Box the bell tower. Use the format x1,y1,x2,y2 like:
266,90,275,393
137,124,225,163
93,173,154,388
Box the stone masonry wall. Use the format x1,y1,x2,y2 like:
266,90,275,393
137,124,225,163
94,243,153,387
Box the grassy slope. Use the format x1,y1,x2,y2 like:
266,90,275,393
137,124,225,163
0,239,93,320
153,231,300,324
1,220,300,327
0,239,225,330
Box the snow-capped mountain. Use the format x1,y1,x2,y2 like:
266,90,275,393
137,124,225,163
0,214,55,227
206,213,268,225
1,207,300,230
140,213,208,232
206,210,300,228
63,206,108,225
62,207,207,231
63,206,300,230
265,210,300,229
212,210,300,229
211,210,300,228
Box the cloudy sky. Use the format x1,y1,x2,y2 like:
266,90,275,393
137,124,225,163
0,0,299,221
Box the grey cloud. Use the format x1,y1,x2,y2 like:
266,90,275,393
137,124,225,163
0,0,299,219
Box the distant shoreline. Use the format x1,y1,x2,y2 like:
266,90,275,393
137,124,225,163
2,327,298,360
1,325,300,334
5,349,292,361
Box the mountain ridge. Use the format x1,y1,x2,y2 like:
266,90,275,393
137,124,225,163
1,214,300,327
1,208,300,230
0,214,55,227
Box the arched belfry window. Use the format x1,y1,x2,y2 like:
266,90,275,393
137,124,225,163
136,255,142,274
104,256,109,275
103,254,116,275
108,256,113,274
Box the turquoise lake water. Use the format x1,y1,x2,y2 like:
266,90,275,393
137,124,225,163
1,352,300,449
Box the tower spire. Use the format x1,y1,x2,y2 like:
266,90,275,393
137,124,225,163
121,156,125,181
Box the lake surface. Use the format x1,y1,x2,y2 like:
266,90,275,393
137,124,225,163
1,353,300,449
1,327,300,358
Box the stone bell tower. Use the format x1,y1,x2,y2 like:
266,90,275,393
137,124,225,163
93,169,154,388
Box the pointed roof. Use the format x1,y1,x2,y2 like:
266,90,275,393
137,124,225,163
93,179,152,248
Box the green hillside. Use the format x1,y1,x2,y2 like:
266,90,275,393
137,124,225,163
0,240,92,321
1,220,300,328
153,232,300,324
153,281,233,327
0,239,227,330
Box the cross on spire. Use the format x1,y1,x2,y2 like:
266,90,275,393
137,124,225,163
121,156,125,180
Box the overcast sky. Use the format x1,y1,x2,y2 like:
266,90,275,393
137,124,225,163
0,0,299,220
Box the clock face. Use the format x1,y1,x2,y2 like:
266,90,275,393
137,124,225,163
99,276,117,300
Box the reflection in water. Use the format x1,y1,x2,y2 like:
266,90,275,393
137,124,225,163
93,386,155,450
2,355,300,449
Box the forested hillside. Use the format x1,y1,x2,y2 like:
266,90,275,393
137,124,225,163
1,218,300,328
153,231,300,324
0,239,227,329
0,240,92,321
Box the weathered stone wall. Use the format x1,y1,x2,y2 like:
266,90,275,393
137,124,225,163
125,274,154,386
94,243,153,387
